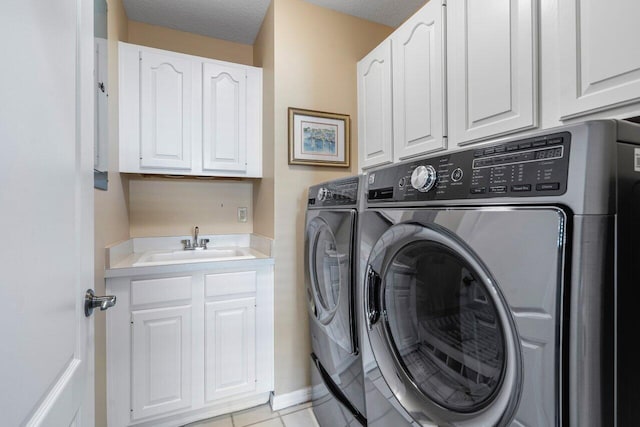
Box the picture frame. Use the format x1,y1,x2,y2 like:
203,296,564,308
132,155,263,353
288,107,350,167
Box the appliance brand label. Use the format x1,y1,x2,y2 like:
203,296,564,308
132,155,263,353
635,148,640,172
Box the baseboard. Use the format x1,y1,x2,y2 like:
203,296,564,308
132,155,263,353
269,387,312,411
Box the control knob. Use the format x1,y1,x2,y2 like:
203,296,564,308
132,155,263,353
411,165,437,192
317,187,332,201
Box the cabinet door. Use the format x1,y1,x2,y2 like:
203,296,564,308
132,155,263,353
205,297,256,402
140,50,193,170
393,1,446,161
358,39,393,170
448,0,537,145
558,0,640,119
202,63,247,172
131,306,192,420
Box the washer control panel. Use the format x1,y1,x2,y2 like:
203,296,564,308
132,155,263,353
308,176,360,207
368,131,571,202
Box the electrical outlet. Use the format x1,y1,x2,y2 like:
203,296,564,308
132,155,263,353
237,207,248,223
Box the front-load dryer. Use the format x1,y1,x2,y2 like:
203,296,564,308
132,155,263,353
359,120,640,426
305,176,366,426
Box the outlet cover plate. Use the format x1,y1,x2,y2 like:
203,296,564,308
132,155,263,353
238,207,248,223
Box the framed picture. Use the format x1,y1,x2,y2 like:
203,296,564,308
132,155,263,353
288,107,350,167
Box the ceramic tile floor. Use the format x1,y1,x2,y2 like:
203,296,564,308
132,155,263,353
184,402,319,427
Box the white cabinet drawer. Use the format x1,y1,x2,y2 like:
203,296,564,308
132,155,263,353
131,276,192,306
205,271,257,297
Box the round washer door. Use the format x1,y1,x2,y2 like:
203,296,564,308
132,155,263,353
305,212,355,354
365,222,522,426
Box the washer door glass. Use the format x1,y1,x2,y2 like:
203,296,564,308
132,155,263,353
384,240,505,411
312,224,341,314
366,222,522,424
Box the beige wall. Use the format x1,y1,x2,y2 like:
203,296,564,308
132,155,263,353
128,20,254,65
253,2,275,239
125,20,257,237
94,0,130,425
268,0,392,395
129,178,253,237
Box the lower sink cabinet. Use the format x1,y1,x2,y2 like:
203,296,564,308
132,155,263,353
106,265,274,427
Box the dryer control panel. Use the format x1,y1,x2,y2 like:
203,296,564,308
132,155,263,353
308,176,360,208
368,131,571,202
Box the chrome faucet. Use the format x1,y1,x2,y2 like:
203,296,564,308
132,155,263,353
182,226,209,250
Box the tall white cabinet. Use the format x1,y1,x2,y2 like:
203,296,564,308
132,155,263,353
447,0,537,146
119,42,262,177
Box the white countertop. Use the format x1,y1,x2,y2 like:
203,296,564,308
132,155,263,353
105,233,274,278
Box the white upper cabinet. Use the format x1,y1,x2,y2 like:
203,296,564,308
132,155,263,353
447,0,537,146
119,42,262,177
392,0,446,161
558,0,640,119
357,39,393,170
139,50,194,170
202,63,247,172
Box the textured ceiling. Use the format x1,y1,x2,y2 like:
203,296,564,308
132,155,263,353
123,0,427,45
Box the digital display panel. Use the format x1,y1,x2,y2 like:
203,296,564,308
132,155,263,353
534,147,563,160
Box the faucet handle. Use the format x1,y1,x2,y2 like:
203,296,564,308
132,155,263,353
200,238,210,249
181,239,192,249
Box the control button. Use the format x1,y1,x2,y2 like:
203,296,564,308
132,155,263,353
470,187,486,194
519,141,533,150
484,147,495,155
536,182,560,191
411,165,438,193
451,168,464,182
532,138,547,148
317,187,331,201
474,150,484,158
494,146,506,153
511,184,532,192
489,185,507,193
548,137,563,145
398,177,406,188
506,144,519,152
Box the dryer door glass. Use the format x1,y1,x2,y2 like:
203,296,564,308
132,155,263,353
383,240,505,412
312,225,341,313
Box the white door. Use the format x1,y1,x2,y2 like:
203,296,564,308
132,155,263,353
392,0,446,161
357,39,393,170
140,50,194,170
202,62,247,172
447,0,537,146
0,0,94,426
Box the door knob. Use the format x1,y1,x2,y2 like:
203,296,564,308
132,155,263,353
84,289,116,317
